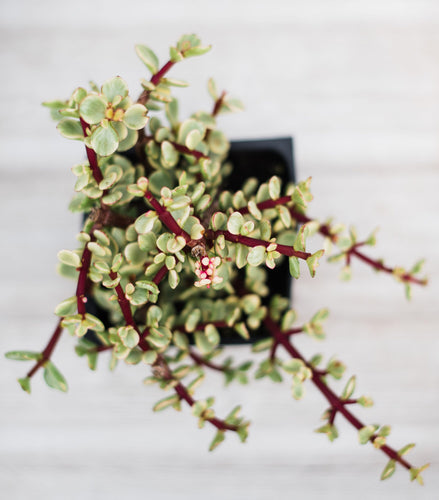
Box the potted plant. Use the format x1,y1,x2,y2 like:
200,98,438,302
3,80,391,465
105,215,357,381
5,34,429,484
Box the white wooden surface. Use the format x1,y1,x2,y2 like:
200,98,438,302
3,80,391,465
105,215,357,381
1,1,438,498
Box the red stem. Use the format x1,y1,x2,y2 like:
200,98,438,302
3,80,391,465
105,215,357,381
207,230,311,260
27,319,64,378
349,248,426,286
144,191,192,243
107,269,237,432
283,327,304,337
238,195,292,215
172,381,237,431
76,244,92,316
189,350,229,373
79,118,104,184
171,142,209,160
263,315,413,471
151,60,175,86
212,91,227,117
240,196,425,286
152,264,169,285
138,60,175,105
109,271,139,331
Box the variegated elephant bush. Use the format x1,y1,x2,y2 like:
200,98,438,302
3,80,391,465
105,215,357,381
6,35,429,484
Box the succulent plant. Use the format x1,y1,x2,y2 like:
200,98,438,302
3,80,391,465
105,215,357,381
6,34,429,484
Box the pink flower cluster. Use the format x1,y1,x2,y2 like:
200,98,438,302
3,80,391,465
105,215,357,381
194,256,223,288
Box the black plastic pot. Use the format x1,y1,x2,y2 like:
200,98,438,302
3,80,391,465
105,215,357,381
86,137,295,345
214,136,295,344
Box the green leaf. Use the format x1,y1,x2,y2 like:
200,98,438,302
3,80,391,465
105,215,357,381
209,430,225,451
54,296,77,316
142,350,158,365
147,326,172,348
357,395,374,407
398,443,415,457
358,425,379,444
190,223,204,240
208,130,229,155
173,331,189,350
177,119,205,147
117,128,138,152
168,269,179,289
341,375,356,400
315,423,339,442
247,245,266,266
185,308,201,333
79,95,107,125
18,377,31,394
281,309,297,331
283,359,304,374
135,211,159,234
124,242,146,265
268,176,281,200
292,381,304,400
90,123,119,156
5,351,41,361
119,326,139,348
99,171,118,190
161,141,179,168
207,77,218,100
185,129,202,150
289,256,300,278
251,337,273,353
227,212,244,235
87,241,107,257
184,45,211,58
57,118,84,140
306,249,325,278
101,77,128,102
194,331,215,355
123,104,149,130
43,361,68,392
380,459,396,481
153,394,180,412
167,236,186,254
205,324,220,345
135,44,159,74
58,249,81,268
311,308,329,323
409,463,430,485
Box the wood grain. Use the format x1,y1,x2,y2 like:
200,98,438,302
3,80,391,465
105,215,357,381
1,1,438,498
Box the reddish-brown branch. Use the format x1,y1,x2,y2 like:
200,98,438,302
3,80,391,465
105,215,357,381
79,118,104,184
76,244,93,316
238,195,292,215
172,381,238,431
263,315,413,471
283,327,304,337
137,60,175,105
144,191,192,243
151,60,175,86
27,319,64,378
105,273,238,432
212,91,227,117
171,142,209,160
109,271,140,332
152,264,169,285
349,248,427,286
207,229,311,260
189,350,229,373
240,196,426,286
